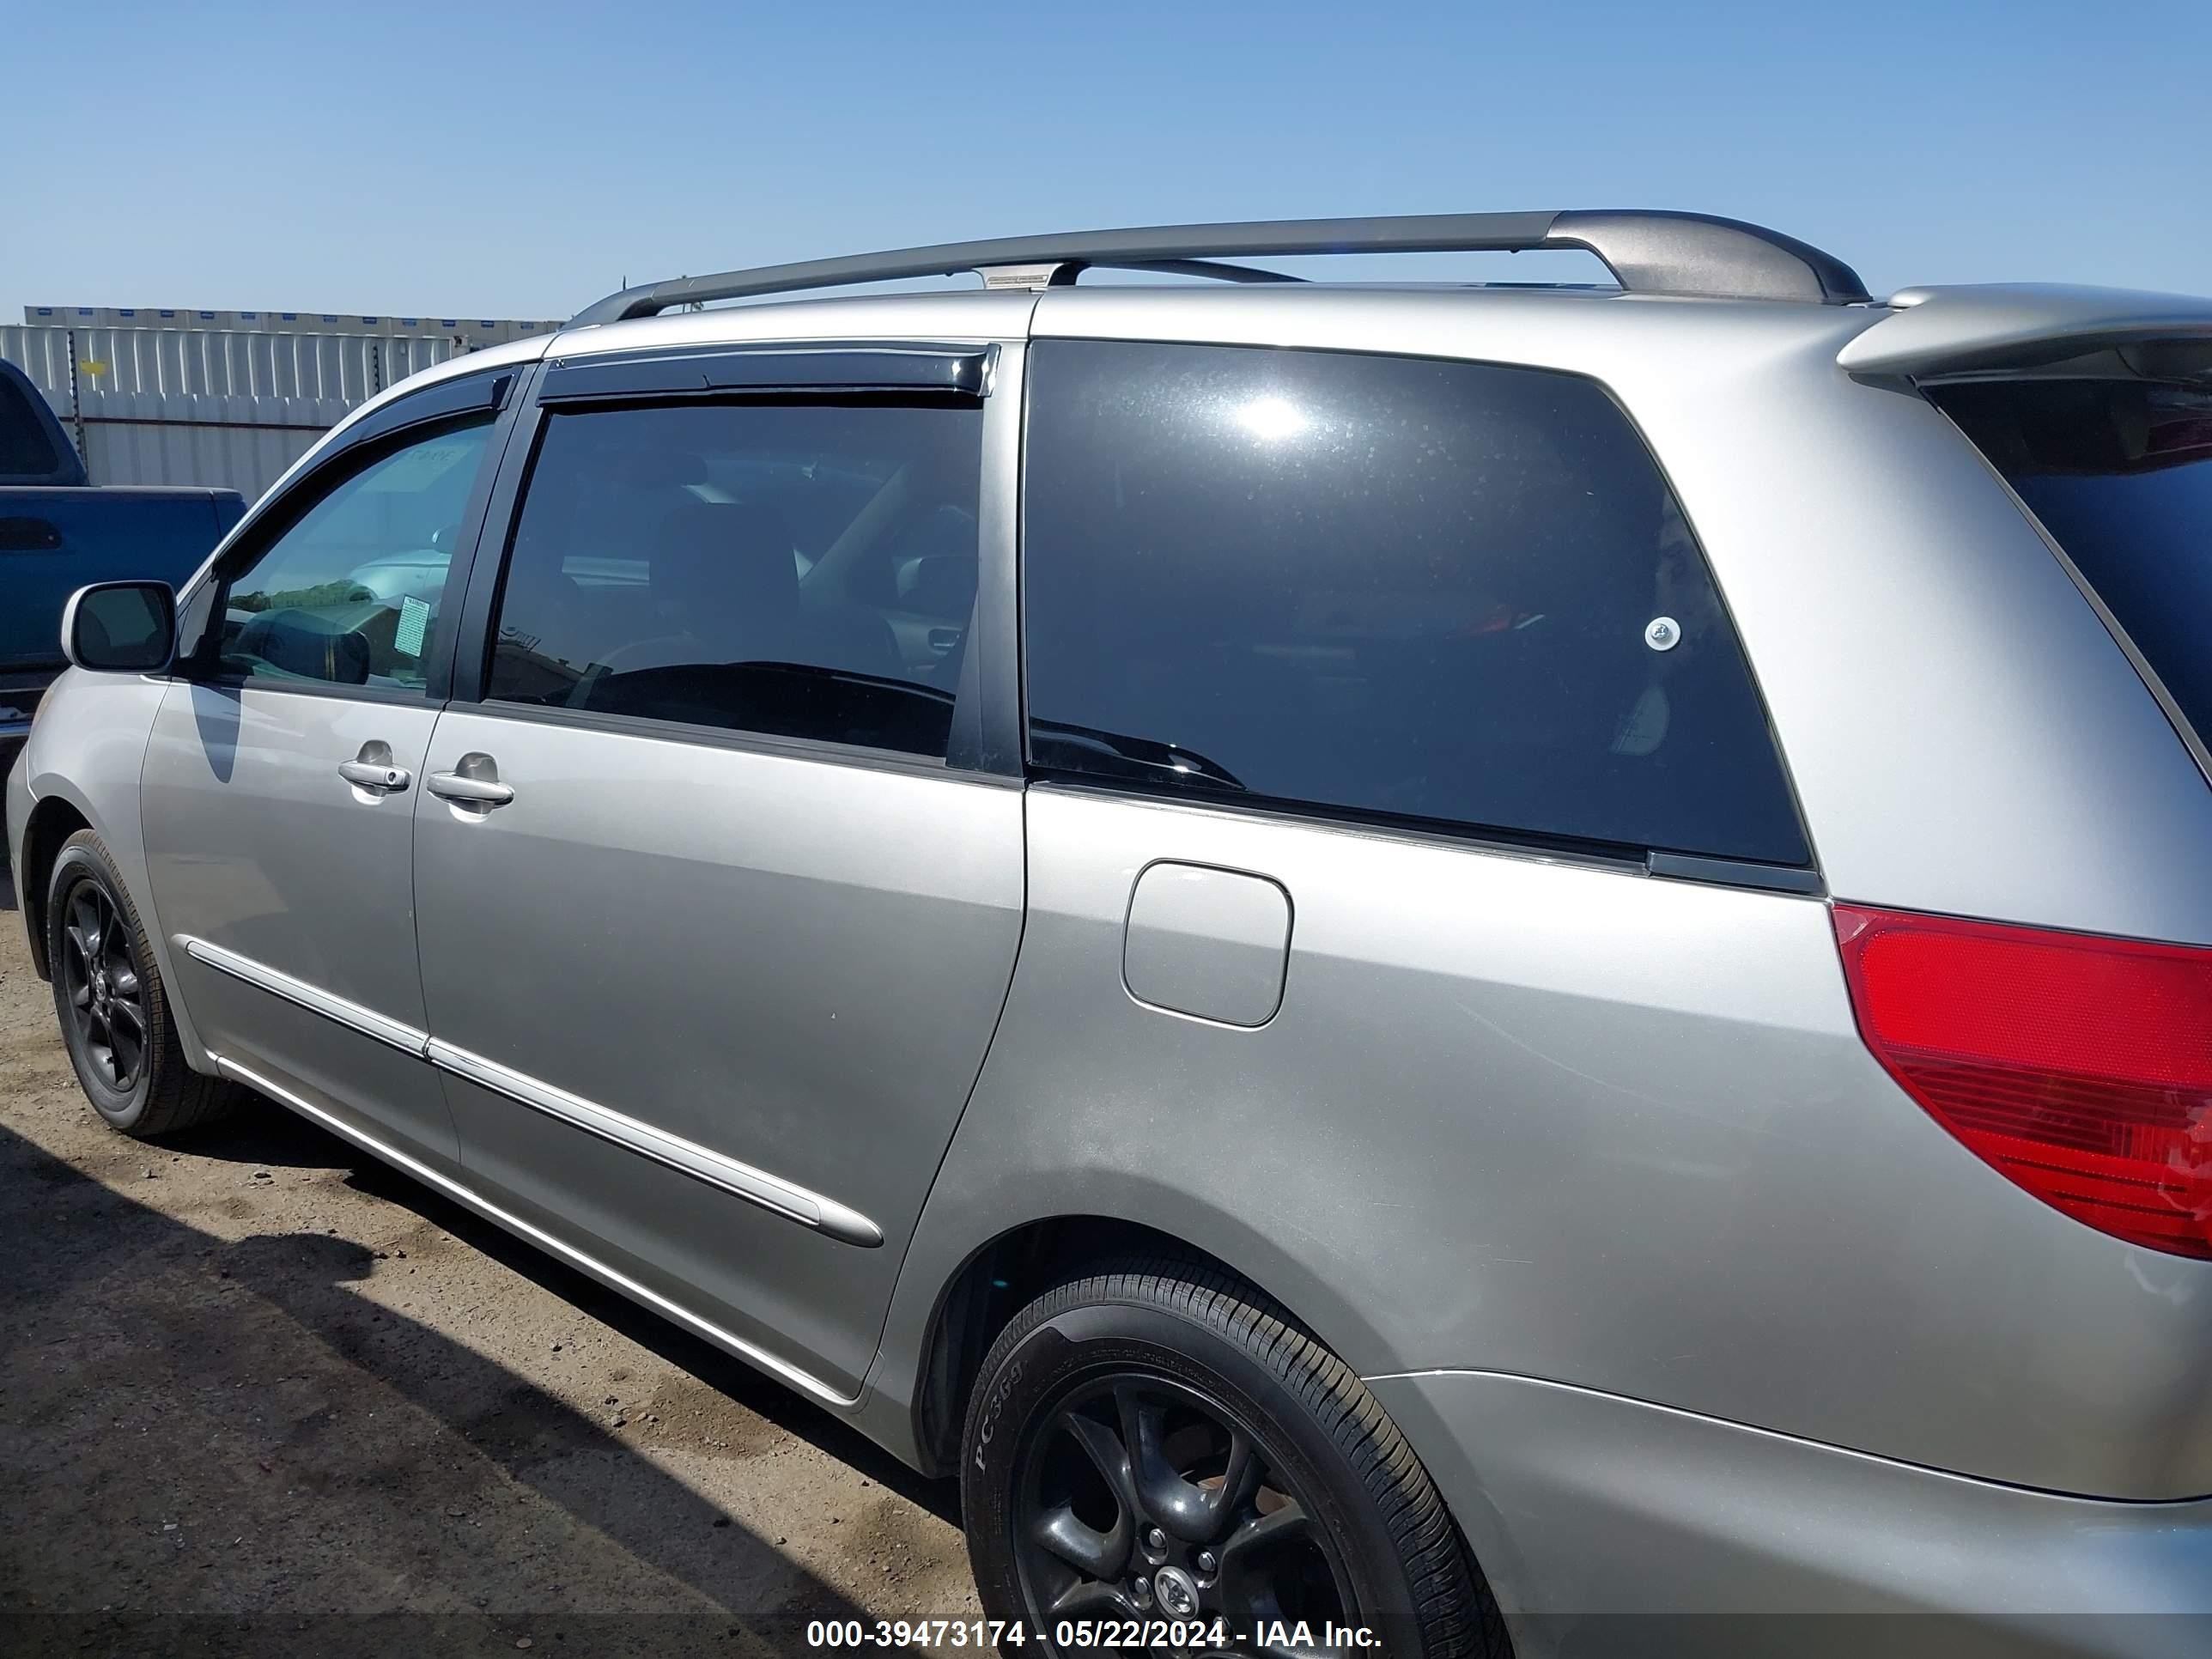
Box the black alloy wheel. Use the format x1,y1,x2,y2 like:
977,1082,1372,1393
58,875,148,1095
1016,1370,1354,1651
45,829,236,1138
962,1259,1510,1659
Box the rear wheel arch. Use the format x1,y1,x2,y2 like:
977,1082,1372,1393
951,1244,1511,1655
914,1214,1339,1480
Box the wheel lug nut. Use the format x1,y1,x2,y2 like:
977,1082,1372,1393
1132,1576,1151,1603
1146,1526,1166,1552
1197,1550,1217,1575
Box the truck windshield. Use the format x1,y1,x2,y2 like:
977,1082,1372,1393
1935,377,2212,747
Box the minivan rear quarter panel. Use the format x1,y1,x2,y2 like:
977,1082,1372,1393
900,786,2212,1498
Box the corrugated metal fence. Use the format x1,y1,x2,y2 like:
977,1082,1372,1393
0,324,467,502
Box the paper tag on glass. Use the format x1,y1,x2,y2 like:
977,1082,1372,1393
395,595,430,659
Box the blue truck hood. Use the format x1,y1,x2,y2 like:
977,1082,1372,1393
1,485,245,673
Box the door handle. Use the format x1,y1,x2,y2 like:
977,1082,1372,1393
339,746,410,793
427,769,514,808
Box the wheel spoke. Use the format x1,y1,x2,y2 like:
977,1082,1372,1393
74,891,106,953
1213,1427,1263,1528
1031,1501,1130,1580
108,995,147,1037
1048,1577,1134,1620
1062,1406,1144,1522
109,1024,143,1085
1218,1500,1317,1574
111,963,141,997
1115,1381,1233,1543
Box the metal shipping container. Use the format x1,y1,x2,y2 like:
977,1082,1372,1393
3,310,557,502
23,304,562,346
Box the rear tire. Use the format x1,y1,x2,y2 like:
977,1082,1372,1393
46,829,236,1138
960,1256,1509,1656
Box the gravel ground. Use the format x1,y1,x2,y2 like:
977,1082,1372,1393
0,861,984,1657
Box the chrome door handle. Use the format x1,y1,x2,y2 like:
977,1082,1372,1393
338,759,411,793
427,771,514,807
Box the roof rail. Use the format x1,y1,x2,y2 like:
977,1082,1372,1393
568,210,1870,326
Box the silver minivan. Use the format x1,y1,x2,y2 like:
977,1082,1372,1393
10,212,2212,1658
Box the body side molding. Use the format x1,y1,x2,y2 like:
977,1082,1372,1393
177,934,429,1056
176,935,883,1248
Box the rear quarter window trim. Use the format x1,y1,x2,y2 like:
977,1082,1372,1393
1016,336,1821,872
1925,386,2212,794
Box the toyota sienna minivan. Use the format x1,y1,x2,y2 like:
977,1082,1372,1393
12,210,2212,1657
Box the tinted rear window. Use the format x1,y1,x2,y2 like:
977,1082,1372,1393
0,371,63,478
1022,340,1809,864
1935,379,2212,747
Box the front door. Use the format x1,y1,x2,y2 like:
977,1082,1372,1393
411,350,1024,1400
141,380,512,1170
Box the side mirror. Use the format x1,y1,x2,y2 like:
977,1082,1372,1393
62,581,177,674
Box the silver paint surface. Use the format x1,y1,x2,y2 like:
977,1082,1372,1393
138,682,459,1168
410,708,1022,1399
1121,861,1291,1028
885,785,2212,1498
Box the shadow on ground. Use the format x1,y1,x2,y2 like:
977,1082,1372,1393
189,1101,955,1525
0,1097,962,1657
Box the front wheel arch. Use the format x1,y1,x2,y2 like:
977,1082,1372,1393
19,794,91,980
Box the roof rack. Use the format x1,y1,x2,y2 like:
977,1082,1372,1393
569,210,1869,326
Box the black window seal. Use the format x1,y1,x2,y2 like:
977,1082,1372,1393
154,674,452,713
470,694,997,782
1035,773,1822,892
536,343,994,406
1645,851,1826,896
1030,769,1652,872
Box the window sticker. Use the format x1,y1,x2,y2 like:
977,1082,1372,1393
394,595,431,659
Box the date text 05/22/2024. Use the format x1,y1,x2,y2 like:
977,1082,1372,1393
805,1618,1383,1649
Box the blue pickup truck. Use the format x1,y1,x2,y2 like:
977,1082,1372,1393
1,359,245,763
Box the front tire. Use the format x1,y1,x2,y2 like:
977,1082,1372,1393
960,1258,1508,1656
46,829,235,1138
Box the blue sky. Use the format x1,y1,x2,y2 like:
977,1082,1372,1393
6,1,2208,322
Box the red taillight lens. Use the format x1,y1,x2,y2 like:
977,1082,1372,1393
1832,904,2212,1260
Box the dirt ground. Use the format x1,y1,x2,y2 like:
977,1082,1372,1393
0,860,984,1657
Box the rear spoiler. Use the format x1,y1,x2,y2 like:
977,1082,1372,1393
1838,284,2212,379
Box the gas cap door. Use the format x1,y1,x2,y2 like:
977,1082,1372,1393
1122,861,1291,1028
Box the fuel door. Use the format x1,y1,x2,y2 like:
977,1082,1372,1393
1122,861,1291,1028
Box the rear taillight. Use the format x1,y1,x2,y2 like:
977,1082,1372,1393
1832,904,2212,1260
